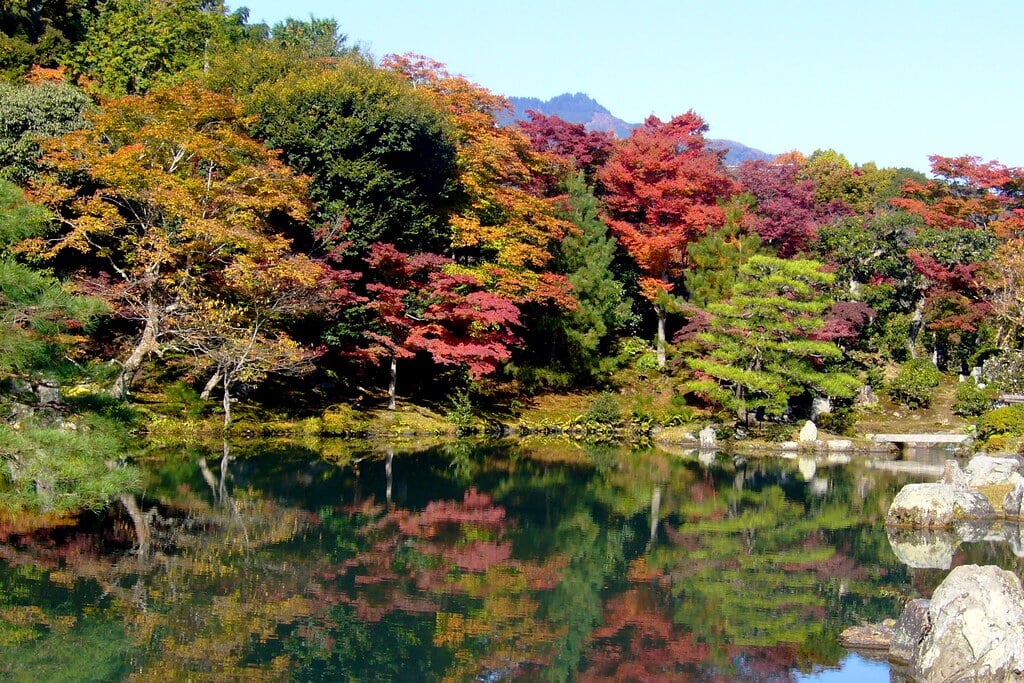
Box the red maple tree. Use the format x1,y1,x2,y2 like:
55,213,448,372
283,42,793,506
362,242,520,408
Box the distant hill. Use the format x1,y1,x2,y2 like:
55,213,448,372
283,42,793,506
505,93,774,166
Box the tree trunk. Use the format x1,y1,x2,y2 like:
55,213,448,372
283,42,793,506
908,298,926,359
655,307,667,368
388,356,397,410
200,370,221,401
222,378,232,430
110,296,161,399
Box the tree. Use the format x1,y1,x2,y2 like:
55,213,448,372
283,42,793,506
685,256,860,420
598,112,736,367
66,0,249,96
382,54,574,307
176,256,328,428
362,243,520,409
801,149,898,215
24,83,311,398
0,0,95,78
247,56,459,256
554,172,632,380
683,195,762,309
0,180,106,384
517,111,613,184
0,77,90,185
738,156,822,256
889,155,1019,366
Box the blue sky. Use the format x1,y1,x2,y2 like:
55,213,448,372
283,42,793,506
233,0,1024,172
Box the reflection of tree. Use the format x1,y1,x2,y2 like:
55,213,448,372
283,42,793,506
3,442,1020,680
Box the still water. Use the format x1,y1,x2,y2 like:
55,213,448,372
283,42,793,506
0,439,1020,681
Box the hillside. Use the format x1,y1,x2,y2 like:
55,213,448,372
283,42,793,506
505,92,774,166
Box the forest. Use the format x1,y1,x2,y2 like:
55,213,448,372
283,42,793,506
3,1,1024,510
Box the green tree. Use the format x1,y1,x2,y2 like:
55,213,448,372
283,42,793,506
66,0,248,96
683,195,763,308
0,77,90,185
554,172,632,380
0,0,96,78
686,255,860,420
247,56,459,256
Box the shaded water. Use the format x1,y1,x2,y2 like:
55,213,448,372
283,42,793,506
0,439,1021,681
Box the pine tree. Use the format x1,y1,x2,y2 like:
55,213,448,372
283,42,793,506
686,256,860,420
557,172,633,379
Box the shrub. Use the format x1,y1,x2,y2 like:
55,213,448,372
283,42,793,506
953,382,996,417
977,404,1024,441
586,392,622,424
981,350,1024,393
887,359,942,408
880,314,913,362
816,406,857,435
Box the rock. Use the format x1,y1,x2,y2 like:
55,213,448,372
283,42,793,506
887,482,996,528
890,598,930,665
827,439,853,451
698,425,717,449
886,526,958,569
799,420,817,443
35,380,60,405
941,459,969,491
840,621,894,651
1004,473,1024,517
811,397,832,418
779,441,799,451
908,565,1024,682
857,384,878,407
966,455,1022,488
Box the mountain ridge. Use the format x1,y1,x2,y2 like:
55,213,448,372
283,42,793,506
505,92,774,166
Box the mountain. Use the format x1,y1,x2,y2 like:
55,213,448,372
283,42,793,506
505,93,774,166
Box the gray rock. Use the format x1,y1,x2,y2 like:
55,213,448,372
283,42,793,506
886,526,958,569
941,459,969,492
908,565,1024,682
966,455,1022,488
888,484,957,527
887,483,996,528
890,598,930,665
827,439,853,451
799,420,818,443
811,397,832,418
35,380,60,405
698,425,717,449
779,440,799,451
1004,473,1024,517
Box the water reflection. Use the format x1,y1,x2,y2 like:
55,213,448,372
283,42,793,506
0,440,1021,681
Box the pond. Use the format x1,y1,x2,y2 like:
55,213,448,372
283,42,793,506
0,439,1021,681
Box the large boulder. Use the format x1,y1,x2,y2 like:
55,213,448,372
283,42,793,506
1003,473,1024,517
890,598,930,665
908,565,1024,682
887,483,996,528
799,420,817,442
966,455,1022,488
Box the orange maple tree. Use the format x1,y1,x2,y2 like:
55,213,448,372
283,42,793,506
598,112,736,366
382,54,574,308
24,82,317,397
